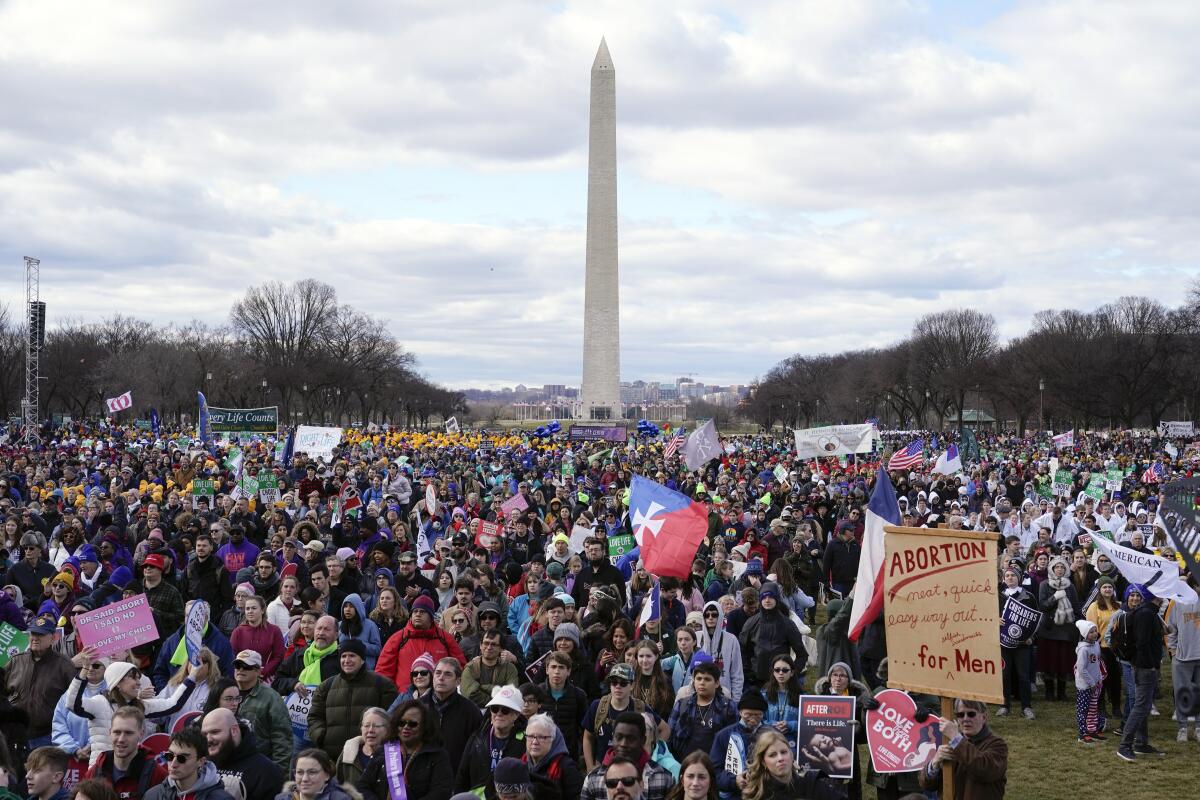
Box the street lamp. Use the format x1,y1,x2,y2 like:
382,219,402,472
1038,379,1045,433
261,380,268,406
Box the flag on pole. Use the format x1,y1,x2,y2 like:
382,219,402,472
281,428,295,465
887,439,925,471
683,419,720,472
629,475,709,578
334,480,362,523
105,391,133,414
848,467,903,642
637,583,661,636
197,391,212,444
664,428,685,459
1140,462,1165,484
149,408,160,436
932,444,962,475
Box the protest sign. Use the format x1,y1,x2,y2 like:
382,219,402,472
258,473,281,506
797,695,857,779
1052,430,1075,449
0,622,30,668
865,689,943,774
426,483,438,518
883,527,1003,704
294,425,343,461
1105,468,1124,492
1084,474,1106,502
525,650,551,684
608,532,636,562
568,425,627,443
208,405,278,434
184,601,210,666
285,685,317,746
793,424,879,459
1158,421,1194,438
999,597,1043,648
75,594,160,658
191,478,215,509
500,493,528,517
1089,535,1198,603
478,520,503,543
1158,477,1200,587
570,523,593,554
1052,469,1073,497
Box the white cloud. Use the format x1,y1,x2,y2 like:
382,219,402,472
0,0,1197,391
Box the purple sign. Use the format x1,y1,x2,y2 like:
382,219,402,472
568,425,627,443
75,594,159,657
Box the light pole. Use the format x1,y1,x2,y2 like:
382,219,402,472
1038,379,1045,433
302,384,308,424
261,380,268,406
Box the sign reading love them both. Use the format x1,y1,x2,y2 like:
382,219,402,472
882,526,1003,704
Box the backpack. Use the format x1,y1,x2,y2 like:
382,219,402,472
1108,610,1137,663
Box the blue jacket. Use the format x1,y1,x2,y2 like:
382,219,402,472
152,624,235,691
338,593,381,668
761,686,798,748
709,721,767,800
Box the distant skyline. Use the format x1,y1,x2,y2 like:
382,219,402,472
3,2,1198,390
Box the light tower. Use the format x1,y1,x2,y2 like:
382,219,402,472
22,256,43,445
578,38,621,421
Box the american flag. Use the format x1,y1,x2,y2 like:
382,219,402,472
664,428,685,459
1140,462,1165,484
887,439,925,471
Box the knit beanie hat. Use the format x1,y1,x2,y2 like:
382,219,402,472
410,653,436,675
410,594,436,615
553,622,580,648
109,566,133,589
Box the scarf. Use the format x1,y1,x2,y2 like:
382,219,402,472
170,623,209,667
1047,560,1074,626
299,640,339,684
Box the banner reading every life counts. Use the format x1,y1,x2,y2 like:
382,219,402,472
793,424,879,459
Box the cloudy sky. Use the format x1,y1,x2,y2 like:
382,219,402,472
2,1,1197,389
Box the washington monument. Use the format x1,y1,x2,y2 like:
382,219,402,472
579,38,620,420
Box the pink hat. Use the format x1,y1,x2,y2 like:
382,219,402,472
410,652,436,675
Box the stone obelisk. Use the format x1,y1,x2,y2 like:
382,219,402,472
579,38,620,421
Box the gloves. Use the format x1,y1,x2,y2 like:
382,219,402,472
914,707,932,723
863,696,881,711
1054,589,1067,600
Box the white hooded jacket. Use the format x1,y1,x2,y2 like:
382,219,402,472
696,600,744,701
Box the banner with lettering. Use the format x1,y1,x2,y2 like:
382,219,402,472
75,594,160,658
999,596,1042,648
208,406,279,434
882,527,1003,703
796,695,857,779
865,689,943,773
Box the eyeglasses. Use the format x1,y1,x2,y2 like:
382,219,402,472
294,769,325,778
162,751,194,763
397,719,422,729
604,777,638,789
955,710,979,719
525,734,552,742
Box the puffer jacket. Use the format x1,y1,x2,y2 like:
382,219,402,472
375,622,466,691
308,666,399,761
67,673,197,766
739,603,806,686
456,719,526,799
235,681,294,774
338,594,382,669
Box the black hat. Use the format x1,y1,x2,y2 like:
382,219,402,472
339,639,367,660
493,758,530,795
738,693,769,712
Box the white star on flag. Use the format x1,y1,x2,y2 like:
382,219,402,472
632,501,666,546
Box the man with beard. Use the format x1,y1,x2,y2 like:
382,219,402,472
11,533,56,611
394,550,435,604
216,525,259,583
200,708,284,800
274,613,341,694
571,538,627,608
187,534,234,618
601,757,644,800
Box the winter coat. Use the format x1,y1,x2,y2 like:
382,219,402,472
212,723,285,800
756,770,847,800
187,554,235,615
376,622,466,691
739,607,806,686
274,777,360,800
1037,580,1081,642
235,681,294,773
231,622,286,679
422,690,483,773
53,679,102,753
86,745,169,800
539,680,590,758
5,649,74,738
456,720,526,798
918,726,1007,800
709,721,767,798
338,594,382,669
696,600,744,701
151,623,235,691
356,743,454,800
0,591,26,630
461,657,521,708
146,761,237,800
67,674,197,766
666,690,737,759
524,727,585,800
308,667,399,761
336,737,379,788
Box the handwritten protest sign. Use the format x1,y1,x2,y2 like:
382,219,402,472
294,425,343,461
1052,469,1073,496
75,594,160,658
999,597,1043,648
883,527,1003,704
796,696,857,779
865,689,943,773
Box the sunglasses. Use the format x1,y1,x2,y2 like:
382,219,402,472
490,706,516,715
609,679,631,688
233,661,260,670
773,666,792,674
162,751,194,763
955,710,979,719
410,670,430,678
397,719,421,729
703,611,719,618
605,777,638,789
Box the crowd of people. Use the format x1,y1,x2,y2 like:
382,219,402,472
0,421,1196,800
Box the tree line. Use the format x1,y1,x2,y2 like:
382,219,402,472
742,292,1200,433
1,279,465,428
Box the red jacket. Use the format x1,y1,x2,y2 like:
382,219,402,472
375,622,466,690
87,746,168,800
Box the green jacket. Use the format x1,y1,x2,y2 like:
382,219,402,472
236,681,294,773
308,667,399,760
460,657,521,707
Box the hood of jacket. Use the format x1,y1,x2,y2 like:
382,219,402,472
343,593,368,621
528,726,570,772
167,759,222,795
373,568,395,587
698,600,728,655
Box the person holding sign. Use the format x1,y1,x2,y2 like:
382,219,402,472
738,729,844,800
997,565,1039,720
919,700,1008,800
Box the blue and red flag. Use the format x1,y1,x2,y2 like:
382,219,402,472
629,475,709,579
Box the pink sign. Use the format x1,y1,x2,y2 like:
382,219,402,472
864,689,943,774
500,493,528,517
75,593,160,658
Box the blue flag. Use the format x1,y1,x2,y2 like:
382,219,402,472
197,391,211,444
149,408,160,437
282,428,296,464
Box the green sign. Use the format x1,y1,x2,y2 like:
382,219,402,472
208,406,279,433
192,479,216,497
1052,469,1074,496
608,533,635,562
1105,468,1124,492
238,475,259,495
1084,474,1107,502
561,461,575,478
257,473,281,506
0,622,30,668
135,419,153,431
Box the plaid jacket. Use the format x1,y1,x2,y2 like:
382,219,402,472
581,759,675,800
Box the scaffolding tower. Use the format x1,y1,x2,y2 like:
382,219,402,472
23,256,43,446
